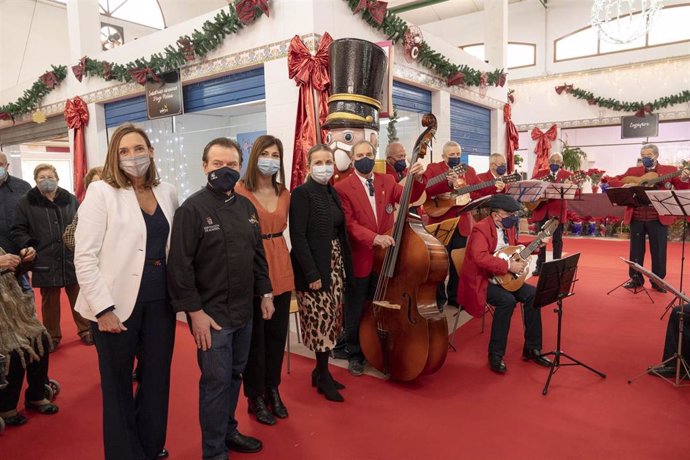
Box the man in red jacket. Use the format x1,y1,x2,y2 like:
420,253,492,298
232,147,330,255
334,140,426,375
424,142,502,309
385,141,408,182
607,144,690,291
457,194,551,374
530,153,573,276
475,153,508,198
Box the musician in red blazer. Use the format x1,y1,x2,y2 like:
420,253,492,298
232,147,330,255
384,141,408,182
334,140,426,375
457,194,551,374
606,144,690,291
530,153,573,276
475,153,509,198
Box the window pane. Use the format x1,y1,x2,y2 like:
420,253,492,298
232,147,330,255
555,28,598,60
649,6,690,45
461,45,485,62
507,43,535,68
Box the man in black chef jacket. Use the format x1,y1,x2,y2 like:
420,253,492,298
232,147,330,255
168,137,275,460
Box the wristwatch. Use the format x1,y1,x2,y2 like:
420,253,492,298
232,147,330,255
262,293,274,299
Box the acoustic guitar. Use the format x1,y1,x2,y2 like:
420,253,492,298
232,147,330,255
491,218,559,292
524,170,586,211
405,164,468,207
423,172,521,218
620,167,686,187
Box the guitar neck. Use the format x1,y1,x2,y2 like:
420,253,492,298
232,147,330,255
647,169,682,186
426,169,452,188
453,178,498,195
519,232,546,259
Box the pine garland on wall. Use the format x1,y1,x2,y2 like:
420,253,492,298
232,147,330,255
0,66,68,121
555,84,690,116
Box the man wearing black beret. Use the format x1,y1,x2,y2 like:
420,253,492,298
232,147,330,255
457,194,552,374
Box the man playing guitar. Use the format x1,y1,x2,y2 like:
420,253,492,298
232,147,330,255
607,144,690,292
475,153,508,197
457,194,552,374
530,153,573,276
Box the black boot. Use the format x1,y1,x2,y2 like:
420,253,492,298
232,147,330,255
265,386,288,419
315,351,344,402
247,396,276,425
311,368,345,390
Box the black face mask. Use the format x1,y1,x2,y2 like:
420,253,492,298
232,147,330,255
208,167,240,193
354,157,376,175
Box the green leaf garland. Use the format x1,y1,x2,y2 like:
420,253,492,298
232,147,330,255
555,83,690,114
0,66,68,120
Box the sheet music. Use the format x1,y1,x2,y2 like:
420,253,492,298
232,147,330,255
620,257,690,303
506,180,549,204
645,190,690,218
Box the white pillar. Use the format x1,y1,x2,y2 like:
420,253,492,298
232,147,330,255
484,0,508,69
431,89,450,164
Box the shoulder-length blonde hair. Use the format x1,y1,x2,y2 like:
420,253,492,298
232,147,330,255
102,123,159,189
242,135,286,195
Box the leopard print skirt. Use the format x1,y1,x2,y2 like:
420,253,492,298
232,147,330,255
296,239,345,352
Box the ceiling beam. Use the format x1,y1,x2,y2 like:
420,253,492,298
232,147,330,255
389,0,450,14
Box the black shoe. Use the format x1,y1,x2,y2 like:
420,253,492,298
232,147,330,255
226,431,263,453
156,448,169,458
1,413,28,426
488,354,507,374
265,387,288,419
624,280,643,289
25,400,59,415
247,396,276,426
316,374,344,402
348,360,364,376
651,283,668,293
311,369,345,390
331,348,349,360
522,348,552,367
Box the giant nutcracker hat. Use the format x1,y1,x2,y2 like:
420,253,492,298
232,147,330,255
322,38,387,131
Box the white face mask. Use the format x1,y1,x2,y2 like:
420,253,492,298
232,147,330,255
311,165,334,185
120,155,151,178
257,157,280,176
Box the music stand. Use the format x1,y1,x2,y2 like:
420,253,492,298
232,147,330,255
534,253,606,395
646,190,690,318
623,258,690,387
605,186,654,301
506,180,549,209
425,217,460,246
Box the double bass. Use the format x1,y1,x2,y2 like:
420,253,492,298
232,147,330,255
359,114,449,381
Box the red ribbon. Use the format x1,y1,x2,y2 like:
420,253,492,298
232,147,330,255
236,0,270,24
177,37,195,62
72,56,88,82
102,62,113,81
479,72,488,89
555,84,573,95
447,71,465,87
288,33,332,190
496,72,507,88
504,104,519,173
531,124,557,178
0,112,14,124
634,103,653,117
587,97,597,106
129,67,161,85
40,71,58,89
64,97,89,201
353,0,388,25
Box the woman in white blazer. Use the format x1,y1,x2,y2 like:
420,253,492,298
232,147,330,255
75,124,178,460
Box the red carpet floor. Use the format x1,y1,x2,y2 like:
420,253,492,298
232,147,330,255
1,238,689,459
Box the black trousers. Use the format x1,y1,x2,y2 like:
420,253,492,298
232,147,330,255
340,273,377,363
92,298,175,460
437,230,467,307
0,335,50,412
536,218,564,271
663,304,690,362
243,291,291,398
486,283,542,357
629,219,668,284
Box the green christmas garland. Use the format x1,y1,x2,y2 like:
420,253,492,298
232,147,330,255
555,83,690,115
345,0,506,88
0,66,68,121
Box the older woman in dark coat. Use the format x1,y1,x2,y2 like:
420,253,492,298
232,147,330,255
11,163,90,350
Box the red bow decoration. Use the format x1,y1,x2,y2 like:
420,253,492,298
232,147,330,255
555,84,573,95
177,37,195,62
102,62,113,81
40,71,58,89
495,72,507,87
504,104,519,173
507,89,515,104
634,103,654,117
0,112,14,124
129,67,161,85
353,0,388,25
531,124,558,178
479,72,488,89
236,0,270,24
447,71,465,87
288,33,332,190
72,56,88,82
587,97,597,105
64,97,89,201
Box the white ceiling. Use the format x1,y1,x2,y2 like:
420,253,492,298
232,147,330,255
389,0,527,25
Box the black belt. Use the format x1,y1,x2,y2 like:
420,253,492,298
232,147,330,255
145,258,164,266
261,232,283,240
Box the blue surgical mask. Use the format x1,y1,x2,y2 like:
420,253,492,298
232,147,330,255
257,157,280,176
311,165,334,185
354,157,375,175
641,157,655,169
501,214,519,229
393,159,407,173
447,157,461,168
549,163,560,173
496,165,507,176
208,167,240,193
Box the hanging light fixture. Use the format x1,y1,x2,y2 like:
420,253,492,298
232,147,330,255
591,0,664,45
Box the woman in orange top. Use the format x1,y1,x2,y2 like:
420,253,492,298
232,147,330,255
236,135,294,426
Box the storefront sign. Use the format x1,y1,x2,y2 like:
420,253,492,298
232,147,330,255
621,114,658,139
146,70,183,119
